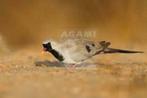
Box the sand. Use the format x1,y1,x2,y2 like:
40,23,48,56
0,48,146,98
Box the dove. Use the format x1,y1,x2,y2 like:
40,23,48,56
42,39,143,66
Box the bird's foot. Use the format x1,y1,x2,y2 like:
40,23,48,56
65,63,77,72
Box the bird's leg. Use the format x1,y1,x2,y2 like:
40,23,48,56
69,63,78,69
65,63,77,72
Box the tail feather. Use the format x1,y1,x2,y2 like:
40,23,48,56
104,48,144,54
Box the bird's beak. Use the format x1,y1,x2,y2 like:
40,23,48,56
43,47,47,51
41,48,47,54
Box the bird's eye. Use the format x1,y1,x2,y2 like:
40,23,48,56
42,44,47,48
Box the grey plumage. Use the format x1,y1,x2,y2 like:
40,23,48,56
42,39,143,64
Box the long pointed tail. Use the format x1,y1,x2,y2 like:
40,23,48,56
103,48,144,54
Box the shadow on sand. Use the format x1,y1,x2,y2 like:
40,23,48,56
34,60,97,68
35,60,65,67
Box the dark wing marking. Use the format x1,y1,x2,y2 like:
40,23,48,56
99,41,111,49
85,45,91,52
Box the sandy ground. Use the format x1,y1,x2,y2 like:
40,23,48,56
0,48,147,98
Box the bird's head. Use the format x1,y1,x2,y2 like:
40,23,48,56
42,41,52,52
42,40,64,61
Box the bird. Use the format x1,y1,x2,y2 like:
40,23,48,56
42,39,143,66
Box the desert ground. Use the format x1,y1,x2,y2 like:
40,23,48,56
0,46,146,98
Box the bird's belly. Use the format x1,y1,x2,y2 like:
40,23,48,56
69,51,89,63
62,51,77,64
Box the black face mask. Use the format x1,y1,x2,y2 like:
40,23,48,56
42,42,64,61
42,42,52,52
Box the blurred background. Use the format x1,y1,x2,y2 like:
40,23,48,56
0,0,147,49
